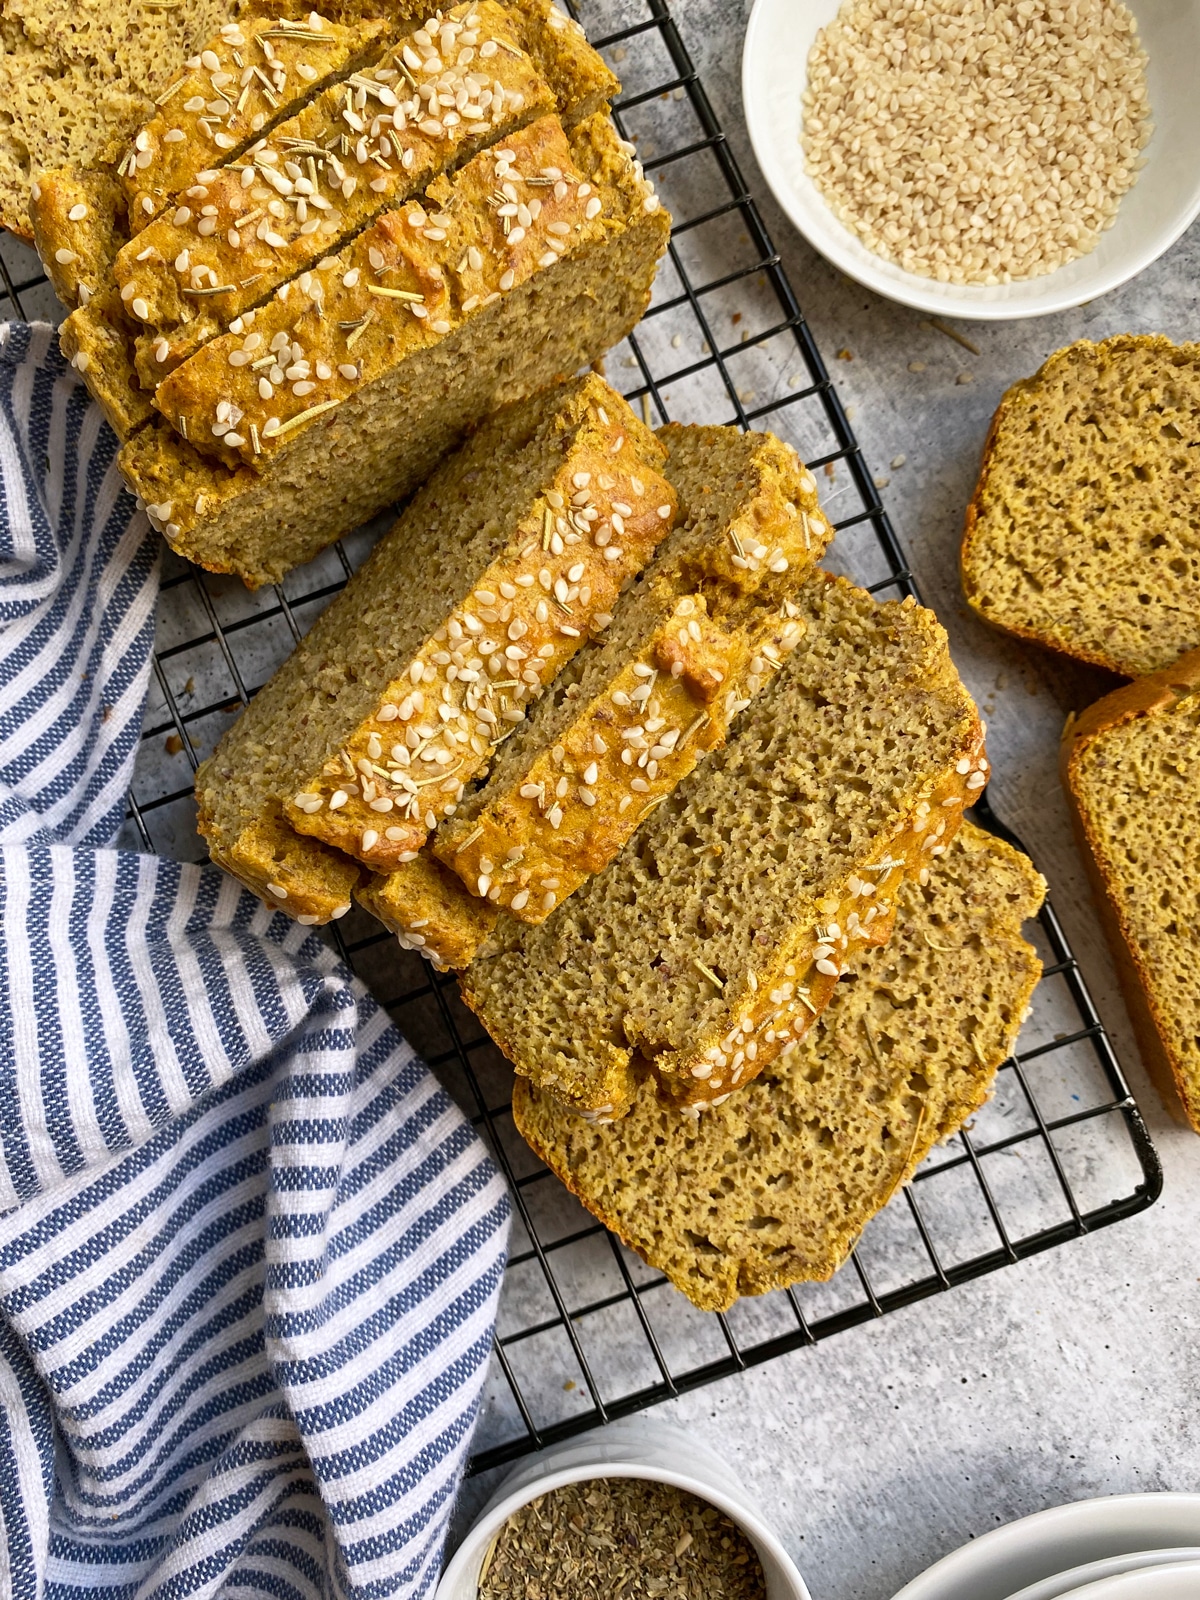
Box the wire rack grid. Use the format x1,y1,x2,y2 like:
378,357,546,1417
0,0,1162,1477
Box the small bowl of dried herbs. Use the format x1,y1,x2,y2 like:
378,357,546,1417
436,1418,811,1600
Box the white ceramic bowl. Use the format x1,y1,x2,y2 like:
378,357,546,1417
436,1417,811,1599
742,0,1200,319
1004,1547,1200,1600
888,1494,1200,1600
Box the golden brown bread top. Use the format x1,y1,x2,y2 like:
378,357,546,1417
126,14,385,231
285,413,677,874
28,169,126,309
152,113,609,469
119,13,388,231
111,2,555,365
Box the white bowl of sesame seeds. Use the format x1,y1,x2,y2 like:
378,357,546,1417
742,0,1200,319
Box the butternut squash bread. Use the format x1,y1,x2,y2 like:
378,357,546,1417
1062,649,1200,1132
962,335,1200,678
434,423,835,923
151,111,602,470
112,2,576,383
512,821,1045,1311
28,0,616,450
118,110,669,585
460,572,988,1118
194,374,674,916
118,12,389,233
0,0,238,238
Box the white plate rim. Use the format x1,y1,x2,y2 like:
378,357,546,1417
885,1494,1200,1600
1004,1548,1200,1600
1048,1557,1200,1599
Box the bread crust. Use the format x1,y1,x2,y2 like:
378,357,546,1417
355,851,499,969
1061,646,1200,1131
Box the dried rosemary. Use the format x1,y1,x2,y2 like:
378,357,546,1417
476,1477,767,1599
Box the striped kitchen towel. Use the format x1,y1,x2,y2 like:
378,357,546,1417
0,323,510,1600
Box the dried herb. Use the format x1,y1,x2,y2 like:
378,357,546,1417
477,1476,767,1599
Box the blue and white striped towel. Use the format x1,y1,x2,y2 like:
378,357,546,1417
0,324,510,1600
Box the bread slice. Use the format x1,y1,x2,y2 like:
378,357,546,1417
0,0,237,238
118,13,391,233
962,335,1200,679
512,821,1045,1312
111,2,571,383
1061,650,1200,1131
460,571,988,1118
282,375,674,871
194,374,674,916
433,423,835,923
118,111,668,586
356,850,501,969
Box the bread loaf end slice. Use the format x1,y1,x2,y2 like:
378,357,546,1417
513,821,1044,1311
1062,649,1200,1132
461,571,987,1118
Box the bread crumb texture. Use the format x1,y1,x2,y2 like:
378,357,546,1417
461,571,986,1117
962,335,1200,678
1064,651,1200,1131
513,820,1045,1311
0,0,238,237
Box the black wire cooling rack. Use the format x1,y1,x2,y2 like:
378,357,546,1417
0,0,1162,1477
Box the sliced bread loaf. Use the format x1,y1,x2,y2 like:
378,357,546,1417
118,111,668,585
151,111,602,470
962,335,1200,678
433,423,834,923
460,571,988,1118
195,374,674,915
112,2,560,382
1062,650,1200,1131
512,821,1045,1312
